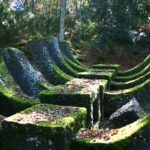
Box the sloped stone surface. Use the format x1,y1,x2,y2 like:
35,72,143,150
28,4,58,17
29,37,71,85
46,37,77,76
59,42,78,64
2,47,44,97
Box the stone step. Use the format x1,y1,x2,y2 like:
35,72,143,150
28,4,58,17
2,104,87,150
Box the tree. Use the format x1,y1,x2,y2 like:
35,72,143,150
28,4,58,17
59,0,66,41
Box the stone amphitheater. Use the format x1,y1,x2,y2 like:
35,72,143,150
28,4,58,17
0,36,150,150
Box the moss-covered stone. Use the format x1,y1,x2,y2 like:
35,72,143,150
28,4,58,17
2,104,87,150
78,71,113,80
39,84,101,126
72,114,150,150
110,71,150,90
59,42,88,68
114,64,150,82
0,81,38,116
92,64,120,73
104,79,150,116
77,71,114,89
66,78,108,120
2,47,46,97
118,55,150,76
29,37,72,85
43,37,78,77
64,54,116,74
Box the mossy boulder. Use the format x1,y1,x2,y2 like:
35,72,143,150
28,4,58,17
2,104,87,150
109,98,143,128
118,55,150,76
28,37,72,85
39,84,101,126
72,114,150,150
2,47,45,97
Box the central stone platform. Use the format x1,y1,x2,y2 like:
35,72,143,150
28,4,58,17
39,84,103,126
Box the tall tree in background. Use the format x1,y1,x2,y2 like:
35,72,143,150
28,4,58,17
59,0,66,41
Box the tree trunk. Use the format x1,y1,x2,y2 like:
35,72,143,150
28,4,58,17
59,0,66,41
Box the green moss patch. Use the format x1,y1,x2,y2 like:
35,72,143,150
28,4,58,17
114,64,150,82
92,64,120,73
39,84,101,126
2,104,87,150
104,79,150,115
110,71,150,90
78,71,113,80
0,82,38,116
118,55,150,76
72,114,150,150
66,78,107,87
66,79,108,120
64,54,116,74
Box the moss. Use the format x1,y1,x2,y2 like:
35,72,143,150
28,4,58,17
53,62,73,84
118,55,150,76
105,79,150,99
38,84,101,126
64,55,88,72
2,104,87,150
78,72,114,80
0,81,38,116
92,64,120,73
104,79,150,115
63,53,115,74
114,64,150,82
110,71,150,90
72,114,150,150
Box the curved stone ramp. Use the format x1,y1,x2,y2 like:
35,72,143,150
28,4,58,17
118,55,150,77
0,81,36,116
44,37,78,77
104,79,150,116
2,48,46,97
72,114,150,150
110,71,150,90
113,63,150,82
29,37,72,85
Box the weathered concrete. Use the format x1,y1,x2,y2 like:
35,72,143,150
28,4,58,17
2,47,45,97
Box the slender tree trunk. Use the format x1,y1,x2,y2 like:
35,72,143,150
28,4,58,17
59,0,66,41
